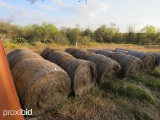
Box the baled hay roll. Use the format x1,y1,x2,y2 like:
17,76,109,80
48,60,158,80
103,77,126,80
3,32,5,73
87,49,100,52
47,50,75,65
72,50,95,60
59,59,97,96
151,53,160,67
91,50,143,78
40,47,57,59
42,50,97,96
66,49,121,84
9,50,71,116
109,52,144,77
7,49,42,69
93,49,114,57
65,48,80,54
115,48,155,72
113,49,129,54
87,54,121,84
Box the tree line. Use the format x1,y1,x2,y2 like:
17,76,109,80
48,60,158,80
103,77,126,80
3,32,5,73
0,21,160,45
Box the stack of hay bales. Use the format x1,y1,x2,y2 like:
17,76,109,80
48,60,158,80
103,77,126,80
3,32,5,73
7,49,71,116
114,48,155,72
87,49,143,78
41,48,97,96
65,48,121,84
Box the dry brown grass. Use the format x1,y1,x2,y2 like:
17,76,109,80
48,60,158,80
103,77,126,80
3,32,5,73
4,42,160,54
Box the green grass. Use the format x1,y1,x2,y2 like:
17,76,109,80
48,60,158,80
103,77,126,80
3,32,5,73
133,75,160,92
102,80,155,104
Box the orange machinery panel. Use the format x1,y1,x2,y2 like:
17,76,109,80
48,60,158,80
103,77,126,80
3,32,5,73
0,40,24,120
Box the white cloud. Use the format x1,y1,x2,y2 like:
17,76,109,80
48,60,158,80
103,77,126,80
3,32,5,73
40,4,59,11
0,1,12,7
52,0,72,8
52,0,109,18
0,1,50,25
50,0,110,29
0,0,110,30
73,0,109,18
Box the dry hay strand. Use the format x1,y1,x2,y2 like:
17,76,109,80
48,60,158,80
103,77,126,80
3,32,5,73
68,49,121,84
46,50,75,65
7,49,42,70
72,50,95,60
40,47,57,59
115,48,155,72
65,48,80,54
11,57,71,116
109,52,144,78
44,50,97,96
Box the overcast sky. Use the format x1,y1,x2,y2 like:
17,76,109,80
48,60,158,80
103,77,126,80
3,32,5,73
0,0,160,32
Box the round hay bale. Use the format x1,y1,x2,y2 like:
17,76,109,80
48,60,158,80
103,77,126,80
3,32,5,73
115,48,155,72
40,47,57,59
46,50,75,65
11,58,71,116
87,49,100,52
7,49,42,69
94,50,114,57
40,47,53,59
109,52,144,77
68,49,121,84
45,50,97,96
86,54,121,84
72,50,95,60
59,59,97,96
65,48,80,54
114,48,129,54
151,53,160,67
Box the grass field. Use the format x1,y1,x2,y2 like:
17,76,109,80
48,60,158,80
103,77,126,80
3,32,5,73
3,41,160,54
4,42,160,120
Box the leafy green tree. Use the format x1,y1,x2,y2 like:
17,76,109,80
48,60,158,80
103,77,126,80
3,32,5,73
140,25,158,44
66,28,81,45
94,23,120,43
125,25,137,44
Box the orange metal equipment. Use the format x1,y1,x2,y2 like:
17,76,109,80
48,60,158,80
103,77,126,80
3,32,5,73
0,39,24,120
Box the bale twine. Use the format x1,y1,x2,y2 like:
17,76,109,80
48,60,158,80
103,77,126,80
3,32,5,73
41,49,97,96
7,49,42,69
66,49,121,84
65,48,80,54
115,48,155,72
8,49,71,116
